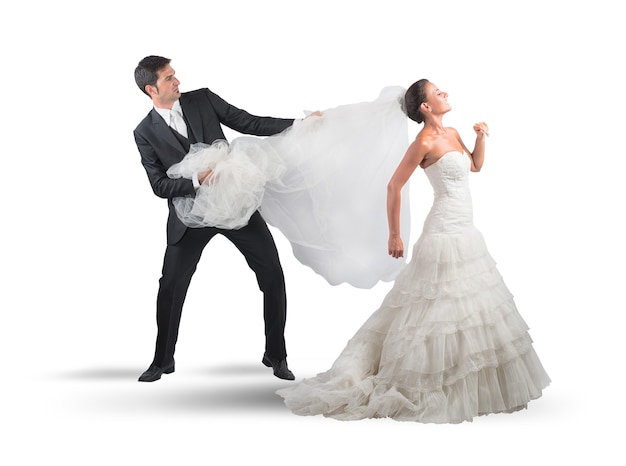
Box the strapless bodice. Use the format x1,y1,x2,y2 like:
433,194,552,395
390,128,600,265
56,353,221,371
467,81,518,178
424,151,470,193
423,152,473,233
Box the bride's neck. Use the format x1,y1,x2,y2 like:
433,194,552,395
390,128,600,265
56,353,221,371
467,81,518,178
423,116,446,133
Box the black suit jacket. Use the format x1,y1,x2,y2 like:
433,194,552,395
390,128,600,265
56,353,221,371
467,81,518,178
134,88,294,244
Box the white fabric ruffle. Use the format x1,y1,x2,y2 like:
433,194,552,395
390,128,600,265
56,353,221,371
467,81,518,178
167,86,411,288
167,139,286,230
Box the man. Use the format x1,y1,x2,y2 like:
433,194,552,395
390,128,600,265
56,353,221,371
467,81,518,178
133,55,295,382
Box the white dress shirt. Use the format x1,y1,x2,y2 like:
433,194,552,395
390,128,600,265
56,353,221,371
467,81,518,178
154,100,201,189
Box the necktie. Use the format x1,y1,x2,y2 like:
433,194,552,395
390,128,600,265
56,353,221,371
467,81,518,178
170,109,188,138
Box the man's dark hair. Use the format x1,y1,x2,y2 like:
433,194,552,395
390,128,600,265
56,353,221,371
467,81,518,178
134,56,171,96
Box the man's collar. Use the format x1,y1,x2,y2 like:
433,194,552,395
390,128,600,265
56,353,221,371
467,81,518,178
171,99,183,114
153,99,182,122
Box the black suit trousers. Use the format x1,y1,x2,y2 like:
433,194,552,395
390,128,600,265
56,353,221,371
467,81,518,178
152,211,287,367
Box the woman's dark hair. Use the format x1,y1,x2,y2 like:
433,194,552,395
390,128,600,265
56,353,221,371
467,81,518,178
134,56,171,96
404,79,429,124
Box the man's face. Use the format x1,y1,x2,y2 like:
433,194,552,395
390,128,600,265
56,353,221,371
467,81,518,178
148,64,180,108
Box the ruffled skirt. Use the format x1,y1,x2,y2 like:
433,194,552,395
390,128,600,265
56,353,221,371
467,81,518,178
276,226,551,423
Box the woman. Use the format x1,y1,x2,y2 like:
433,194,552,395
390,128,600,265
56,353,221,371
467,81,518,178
275,79,550,423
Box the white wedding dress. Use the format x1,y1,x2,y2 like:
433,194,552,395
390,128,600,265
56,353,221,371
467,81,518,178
276,151,551,423
166,87,411,288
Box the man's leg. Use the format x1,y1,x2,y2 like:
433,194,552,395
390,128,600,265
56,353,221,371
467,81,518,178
140,228,215,381
223,212,292,378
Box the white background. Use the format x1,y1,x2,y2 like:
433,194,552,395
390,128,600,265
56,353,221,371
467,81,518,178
2,0,624,464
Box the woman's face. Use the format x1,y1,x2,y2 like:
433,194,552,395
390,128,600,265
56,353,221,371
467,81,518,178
424,82,451,114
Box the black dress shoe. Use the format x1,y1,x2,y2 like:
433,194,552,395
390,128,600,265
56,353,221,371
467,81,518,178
262,353,295,380
138,362,175,382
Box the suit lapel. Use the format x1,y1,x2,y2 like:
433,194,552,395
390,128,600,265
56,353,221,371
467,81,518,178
180,94,201,144
149,109,188,154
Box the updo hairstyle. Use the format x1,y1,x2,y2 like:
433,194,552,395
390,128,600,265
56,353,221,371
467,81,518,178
404,79,430,124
